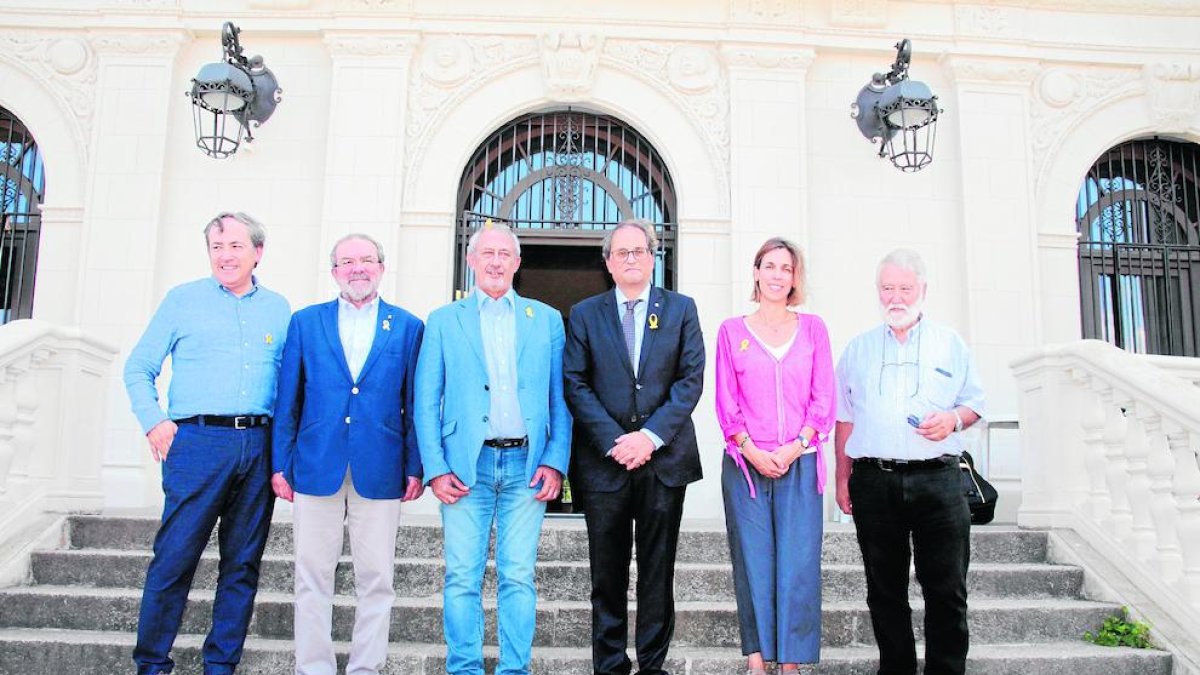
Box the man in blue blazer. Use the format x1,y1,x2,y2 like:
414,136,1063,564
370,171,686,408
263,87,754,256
272,234,425,675
564,220,705,675
415,223,572,675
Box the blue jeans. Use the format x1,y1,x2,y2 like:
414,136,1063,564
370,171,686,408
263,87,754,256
132,423,275,675
441,444,547,675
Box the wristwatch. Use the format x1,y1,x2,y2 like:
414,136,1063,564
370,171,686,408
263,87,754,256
952,408,964,433
797,434,811,449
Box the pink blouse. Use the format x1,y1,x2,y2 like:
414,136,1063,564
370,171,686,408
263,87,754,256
714,313,836,498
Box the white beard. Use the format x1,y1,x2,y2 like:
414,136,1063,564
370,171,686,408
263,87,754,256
881,300,922,329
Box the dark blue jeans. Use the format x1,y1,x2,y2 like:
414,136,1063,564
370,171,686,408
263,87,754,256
849,459,970,675
133,423,274,675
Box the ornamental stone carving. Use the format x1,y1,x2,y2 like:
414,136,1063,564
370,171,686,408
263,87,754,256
1143,63,1200,132
720,45,815,72
1029,65,1141,183
420,37,472,85
325,34,416,59
731,0,801,25
539,32,603,102
667,46,719,93
829,0,886,27
954,5,1021,38
0,32,97,162
603,40,730,213
943,56,1040,85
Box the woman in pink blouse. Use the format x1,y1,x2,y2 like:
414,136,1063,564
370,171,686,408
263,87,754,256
714,237,835,675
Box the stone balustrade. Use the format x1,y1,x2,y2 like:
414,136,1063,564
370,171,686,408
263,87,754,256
0,320,117,551
1012,339,1200,628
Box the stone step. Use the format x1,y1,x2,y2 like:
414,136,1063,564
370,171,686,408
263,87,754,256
0,628,1173,675
65,515,1051,565
0,585,1126,649
30,548,1085,602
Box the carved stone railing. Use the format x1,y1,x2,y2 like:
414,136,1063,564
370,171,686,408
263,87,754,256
1012,339,1200,626
0,320,117,547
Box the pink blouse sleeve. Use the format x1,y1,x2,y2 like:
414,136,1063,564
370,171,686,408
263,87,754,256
802,314,836,438
714,320,747,447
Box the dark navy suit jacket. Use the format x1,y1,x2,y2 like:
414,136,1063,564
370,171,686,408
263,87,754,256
564,286,705,492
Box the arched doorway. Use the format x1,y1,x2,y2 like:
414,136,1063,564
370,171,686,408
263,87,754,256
1076,137,1200,356
0,105,45,325
453,110,678,316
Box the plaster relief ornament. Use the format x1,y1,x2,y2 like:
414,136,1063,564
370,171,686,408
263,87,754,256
667,46,718,94
1144,63,1200,132
421,37,471,87
540,31,603,101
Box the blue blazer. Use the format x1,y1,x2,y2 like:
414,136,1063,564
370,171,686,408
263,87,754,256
564,286,705,492
272,299,424,499
414,292,572,488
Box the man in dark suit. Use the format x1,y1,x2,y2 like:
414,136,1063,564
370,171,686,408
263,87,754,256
271,233,425,675
564,219,706,675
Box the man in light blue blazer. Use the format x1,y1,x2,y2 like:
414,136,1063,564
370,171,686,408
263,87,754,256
415,222,572,675
272,233,425,675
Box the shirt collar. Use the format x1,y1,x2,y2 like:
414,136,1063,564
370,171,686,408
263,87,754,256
884,313,925,343
475,287,516,311
614,284,652,307
209,274,260,298
337,294,380,314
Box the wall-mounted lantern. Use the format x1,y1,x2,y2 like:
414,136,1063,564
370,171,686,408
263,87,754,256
188,22,282,159
850,39,941,172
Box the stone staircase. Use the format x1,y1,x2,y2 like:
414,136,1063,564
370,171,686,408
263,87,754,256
0,514,1174,674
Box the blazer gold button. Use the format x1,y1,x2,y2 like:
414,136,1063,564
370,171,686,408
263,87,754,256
344,416,351,424
351,387,359,395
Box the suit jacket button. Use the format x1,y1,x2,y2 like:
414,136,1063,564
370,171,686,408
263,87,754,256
345,416,352,424
351,387,359,395
636,384,643,390
630,415,637,422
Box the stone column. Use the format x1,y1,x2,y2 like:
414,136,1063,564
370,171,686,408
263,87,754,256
319,32,418,303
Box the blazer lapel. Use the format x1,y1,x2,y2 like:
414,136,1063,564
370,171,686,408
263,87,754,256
637,287,664,378
601,290,636,379
456,296,487,370
514,293,532,363
355,300,396,382
319,301,354,382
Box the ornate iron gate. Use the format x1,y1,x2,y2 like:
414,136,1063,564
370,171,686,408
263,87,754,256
1,107,45,325
1076,138,1200,356
455,111,677,296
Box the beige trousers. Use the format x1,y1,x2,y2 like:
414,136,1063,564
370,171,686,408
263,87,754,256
293,471,401,675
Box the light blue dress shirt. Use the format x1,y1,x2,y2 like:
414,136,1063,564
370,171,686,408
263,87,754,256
836,317,985,460
124,276,292,433
613,285,664,449
477,289,527,440
337,295,379,382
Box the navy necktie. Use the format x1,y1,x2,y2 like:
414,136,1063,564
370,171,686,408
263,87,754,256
622,299,641,370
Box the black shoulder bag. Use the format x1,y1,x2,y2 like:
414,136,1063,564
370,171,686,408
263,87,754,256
959,450,998,525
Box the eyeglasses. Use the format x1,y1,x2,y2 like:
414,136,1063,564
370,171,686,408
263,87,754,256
610,247,650,261
878,328,921,398
334,257,380,268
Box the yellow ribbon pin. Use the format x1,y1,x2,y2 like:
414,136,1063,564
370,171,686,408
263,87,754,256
648,314,659,330
525,306,534,318
264,333,273,345
739,338,750,352
382,318,391,332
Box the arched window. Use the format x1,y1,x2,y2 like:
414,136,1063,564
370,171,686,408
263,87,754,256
454,111,677,306
1076,138,1200,356
1,106,45,324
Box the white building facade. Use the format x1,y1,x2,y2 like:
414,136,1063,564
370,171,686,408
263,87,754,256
2,0,1199,521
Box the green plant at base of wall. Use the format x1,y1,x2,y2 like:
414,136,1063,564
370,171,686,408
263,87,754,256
1084,607,1153,649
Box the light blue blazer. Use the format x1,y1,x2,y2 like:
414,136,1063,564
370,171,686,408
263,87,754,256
414,292,572,488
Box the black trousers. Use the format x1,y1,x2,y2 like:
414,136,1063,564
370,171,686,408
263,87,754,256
849,460,971,675
579,470,687,675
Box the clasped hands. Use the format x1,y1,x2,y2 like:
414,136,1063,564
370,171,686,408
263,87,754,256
913,410,957,442
608,431,655,471
740,438,803,480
